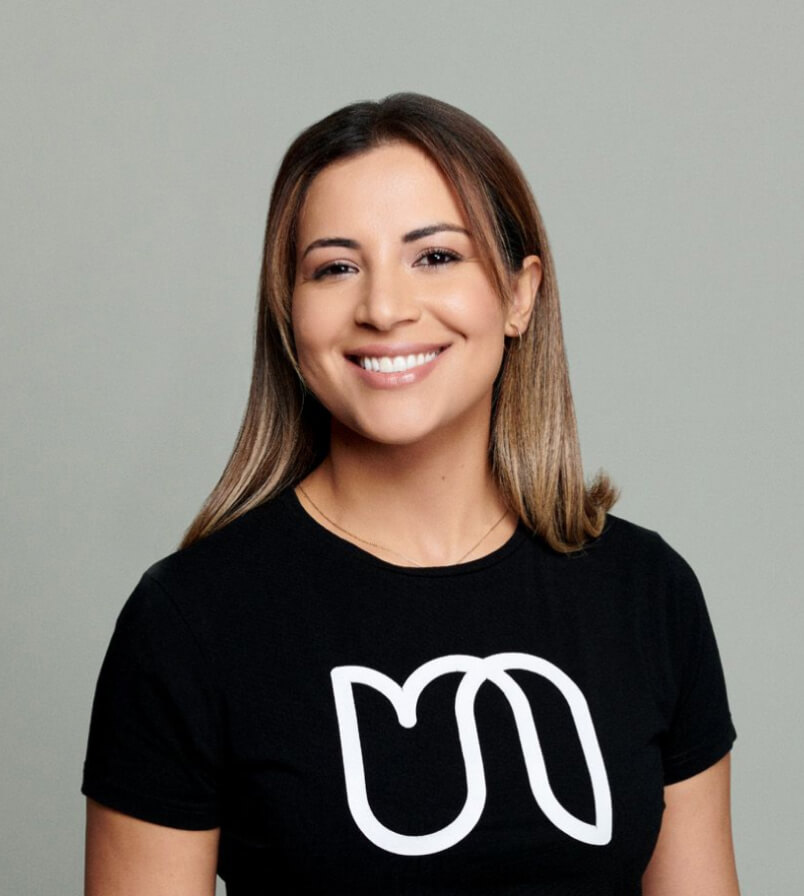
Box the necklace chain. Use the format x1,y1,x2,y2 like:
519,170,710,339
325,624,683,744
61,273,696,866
296,485,510,568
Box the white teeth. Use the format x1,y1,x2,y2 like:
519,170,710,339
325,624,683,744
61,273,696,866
357,350,439,372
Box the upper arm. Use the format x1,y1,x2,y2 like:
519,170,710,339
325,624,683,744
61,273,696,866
85,799,220,896
642,753,740,896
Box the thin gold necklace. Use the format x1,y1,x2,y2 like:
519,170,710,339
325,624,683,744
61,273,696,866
296,484,510,568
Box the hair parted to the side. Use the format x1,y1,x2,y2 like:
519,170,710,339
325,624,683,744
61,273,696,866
179,92,617,554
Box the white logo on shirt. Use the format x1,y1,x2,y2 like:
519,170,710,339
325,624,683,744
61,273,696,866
330,652,612,856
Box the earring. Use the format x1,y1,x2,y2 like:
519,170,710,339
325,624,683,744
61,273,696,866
509,324,522,348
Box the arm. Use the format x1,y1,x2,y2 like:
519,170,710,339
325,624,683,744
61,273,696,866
642,753,739,896
85,799,220,896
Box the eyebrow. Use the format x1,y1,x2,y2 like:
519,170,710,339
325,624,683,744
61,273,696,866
300,223,471,259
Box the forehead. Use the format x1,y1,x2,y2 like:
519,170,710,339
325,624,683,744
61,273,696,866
297,142,468,237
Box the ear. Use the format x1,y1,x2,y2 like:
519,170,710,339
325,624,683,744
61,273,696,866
505,255,542,337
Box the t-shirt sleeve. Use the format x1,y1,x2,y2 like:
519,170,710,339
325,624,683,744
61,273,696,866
656,541,737,785
82,571,223,829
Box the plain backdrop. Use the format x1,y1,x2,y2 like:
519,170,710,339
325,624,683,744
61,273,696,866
2,2,802,893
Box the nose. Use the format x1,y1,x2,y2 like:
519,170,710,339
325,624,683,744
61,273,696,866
354,267,421,331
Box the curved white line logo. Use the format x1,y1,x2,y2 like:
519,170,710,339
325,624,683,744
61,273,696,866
330,652,612,856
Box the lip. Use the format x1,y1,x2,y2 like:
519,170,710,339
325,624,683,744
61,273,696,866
344,342,450,358
346,343,450,390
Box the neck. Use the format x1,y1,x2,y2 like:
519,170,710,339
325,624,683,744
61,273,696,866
298,418,514,567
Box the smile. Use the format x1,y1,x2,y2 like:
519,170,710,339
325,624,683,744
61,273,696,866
353,350,442,373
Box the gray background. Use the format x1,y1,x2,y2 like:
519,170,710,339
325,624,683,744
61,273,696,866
2,2,801,892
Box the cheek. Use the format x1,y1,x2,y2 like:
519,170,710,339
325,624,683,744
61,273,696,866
291,294,341,357
290,294,355,405
437,280,507,335
290,294,315,348
290,297,325,387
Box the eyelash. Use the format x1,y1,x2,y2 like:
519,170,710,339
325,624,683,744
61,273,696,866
312,262,355,281
312,248,461,281
414,247,462,268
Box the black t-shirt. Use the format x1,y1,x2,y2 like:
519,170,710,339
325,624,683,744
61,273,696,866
82,488,736,894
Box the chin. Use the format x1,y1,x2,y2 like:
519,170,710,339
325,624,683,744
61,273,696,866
327,392,494,451
351,421,441,448
327,406,438,448
348,406,489,451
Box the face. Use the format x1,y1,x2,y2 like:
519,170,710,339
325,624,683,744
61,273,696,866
291,141,538,449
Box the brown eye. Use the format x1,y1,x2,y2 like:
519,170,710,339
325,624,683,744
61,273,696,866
414,248,461,268
313,261,357,280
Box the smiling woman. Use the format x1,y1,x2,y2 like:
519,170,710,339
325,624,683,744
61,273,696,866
82,94,739,895
291,142,539,453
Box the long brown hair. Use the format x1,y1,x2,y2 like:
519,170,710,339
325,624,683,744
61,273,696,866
179,93,616,553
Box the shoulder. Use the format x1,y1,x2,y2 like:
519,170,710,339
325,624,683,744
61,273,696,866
585,513,715,656
131,488,305,624
550,513,710,645
568,512,699,591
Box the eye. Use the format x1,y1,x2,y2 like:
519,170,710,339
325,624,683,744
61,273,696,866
312,260,358,281
414,248,461,268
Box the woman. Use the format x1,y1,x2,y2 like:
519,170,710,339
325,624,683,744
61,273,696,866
83,93,739,894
